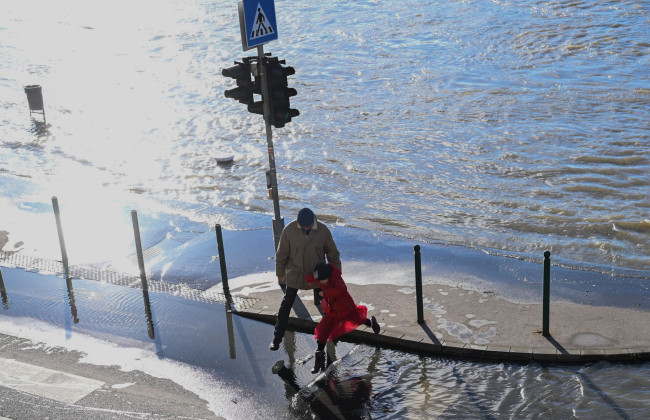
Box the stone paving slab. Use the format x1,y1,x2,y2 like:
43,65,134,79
229,281,650,363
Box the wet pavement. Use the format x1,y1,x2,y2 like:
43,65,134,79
1,218,649,418
0,332,220,419
229,281,650,363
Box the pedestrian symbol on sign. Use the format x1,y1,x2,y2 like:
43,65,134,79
251,4,274,39
238,0,278,51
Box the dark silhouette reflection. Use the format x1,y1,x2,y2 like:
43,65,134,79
224,293,236,359
273,342,376,419
65,277,79,324
142,288,155,340
232,314,266,385
30,120,49,138
452,366,497,420
577,370,631,420
0,269,9,309
272,360,373,419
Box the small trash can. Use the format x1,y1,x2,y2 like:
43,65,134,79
24,85,44,111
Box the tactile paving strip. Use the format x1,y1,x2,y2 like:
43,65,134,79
0,251,258,310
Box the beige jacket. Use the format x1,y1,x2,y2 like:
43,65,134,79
275,216,341,290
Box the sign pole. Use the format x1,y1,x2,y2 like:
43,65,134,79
257,44,284,251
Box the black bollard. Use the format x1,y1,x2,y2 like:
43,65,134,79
414,245,424,324
215,224,229,292
51,197,69,277
131,210,148,289
542,250,551,336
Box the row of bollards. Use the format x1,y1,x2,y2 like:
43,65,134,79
48,197,230,289
45,197,231,340
413,245,553,335
2,197,237,352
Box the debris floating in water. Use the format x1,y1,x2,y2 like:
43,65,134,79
215,153,234,164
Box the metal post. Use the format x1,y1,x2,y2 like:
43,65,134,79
257,44,284,251
51,197,69,277
542,250,551,336
215,224,230,292
131,210,148,289
414,245,424,324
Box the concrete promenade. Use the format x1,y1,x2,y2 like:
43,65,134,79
230,281,650,363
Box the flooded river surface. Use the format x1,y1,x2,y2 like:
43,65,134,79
1,0,648,275
1,0,649,418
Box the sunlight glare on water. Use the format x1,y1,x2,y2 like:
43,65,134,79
1,2,649,419
2,0,647,275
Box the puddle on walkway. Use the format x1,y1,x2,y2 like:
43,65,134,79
0,266,649,419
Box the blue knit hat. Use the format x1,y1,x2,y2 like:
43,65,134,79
297,208,314,227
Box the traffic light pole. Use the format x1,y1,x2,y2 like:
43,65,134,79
257,44,284,251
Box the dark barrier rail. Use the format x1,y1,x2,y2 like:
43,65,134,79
215,224,230,292
543,250,551,336
131,210,148,289
414,245,424,324
51,197,69,277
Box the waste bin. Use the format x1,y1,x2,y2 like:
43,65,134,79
24,85,44,111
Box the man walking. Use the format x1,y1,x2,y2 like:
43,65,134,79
269,208,341,350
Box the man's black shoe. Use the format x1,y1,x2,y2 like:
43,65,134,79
269,338,281,351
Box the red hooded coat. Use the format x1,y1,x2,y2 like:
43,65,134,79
306,263,368,342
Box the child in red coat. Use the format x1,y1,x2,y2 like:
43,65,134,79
306,262,380,373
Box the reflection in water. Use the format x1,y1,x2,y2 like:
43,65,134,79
142,288,155,340
65,276,79,324
224,295,236,359
452,366,497,420
29,120,49,139
272,359,373,419
272,342,384,419
0,269,8,309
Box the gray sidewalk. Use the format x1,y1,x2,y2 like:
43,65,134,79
230,281,650,363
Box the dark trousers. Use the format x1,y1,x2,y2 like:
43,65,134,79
273,286,322,340
274,286,298,340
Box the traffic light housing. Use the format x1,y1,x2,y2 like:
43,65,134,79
222,58,258,106
264,57,299,128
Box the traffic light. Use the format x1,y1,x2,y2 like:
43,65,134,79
264,57,299,128
222,59,258,106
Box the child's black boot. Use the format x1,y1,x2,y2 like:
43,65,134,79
371,316,380,334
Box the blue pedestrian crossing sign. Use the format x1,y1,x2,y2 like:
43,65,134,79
238,0,278,51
